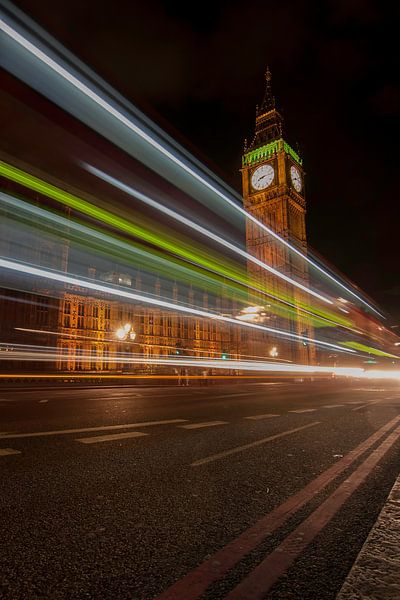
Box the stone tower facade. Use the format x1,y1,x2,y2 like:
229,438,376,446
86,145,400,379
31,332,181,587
241,68,315,364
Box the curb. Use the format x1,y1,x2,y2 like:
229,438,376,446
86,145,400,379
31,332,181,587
337,473,400,599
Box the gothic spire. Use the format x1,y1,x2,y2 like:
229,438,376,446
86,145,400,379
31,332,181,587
257,66,275,116
248,67,284,150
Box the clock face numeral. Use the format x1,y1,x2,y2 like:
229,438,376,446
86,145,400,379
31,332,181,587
290,165,302,192
251,164,275,191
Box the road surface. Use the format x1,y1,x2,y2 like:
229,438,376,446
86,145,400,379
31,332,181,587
1,380,400,599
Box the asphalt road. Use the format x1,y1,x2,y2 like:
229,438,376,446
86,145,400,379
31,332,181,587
1,379,400,599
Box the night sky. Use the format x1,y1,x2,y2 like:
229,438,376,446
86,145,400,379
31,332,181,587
10,0,400,317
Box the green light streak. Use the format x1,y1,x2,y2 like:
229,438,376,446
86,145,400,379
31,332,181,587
341,341,400,359
0,160,239,280
0,160,352,329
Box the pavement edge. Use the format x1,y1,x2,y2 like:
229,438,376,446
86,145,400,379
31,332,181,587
336,472,400,599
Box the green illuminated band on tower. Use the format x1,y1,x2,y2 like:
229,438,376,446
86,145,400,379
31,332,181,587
242,138,302,167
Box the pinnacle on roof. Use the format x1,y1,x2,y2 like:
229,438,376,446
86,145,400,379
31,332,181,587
247,67,284,150
257,66,276,116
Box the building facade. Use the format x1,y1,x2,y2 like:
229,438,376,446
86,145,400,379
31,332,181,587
241,68,316,364
0,70,316,372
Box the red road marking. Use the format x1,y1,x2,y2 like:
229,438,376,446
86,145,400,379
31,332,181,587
155,415,400,600
226,425,400,599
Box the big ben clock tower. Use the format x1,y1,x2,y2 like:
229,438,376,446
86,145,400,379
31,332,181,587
241,68,315,363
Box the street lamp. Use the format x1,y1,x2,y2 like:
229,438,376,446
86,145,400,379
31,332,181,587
115,323,136,373
115,323,136,341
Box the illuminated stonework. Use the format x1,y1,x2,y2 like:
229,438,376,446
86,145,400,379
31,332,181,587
241,69,316,365
242,138,302,168
0,69,315,373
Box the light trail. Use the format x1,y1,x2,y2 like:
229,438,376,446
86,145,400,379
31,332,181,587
0,373,362,380
11,332,293,363
0,176,354,330
85,164,333,305
0,346,363,376
362,370,400,380
341,341,400,360
0,257,356,354
0,11,383,317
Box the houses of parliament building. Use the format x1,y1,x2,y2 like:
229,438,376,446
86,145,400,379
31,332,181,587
0,70,316,372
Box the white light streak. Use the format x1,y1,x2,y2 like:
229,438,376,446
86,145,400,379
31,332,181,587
362,370,400,380
85,165,333,305
0,14,383,317
11,332,292,362
0,192,360,333
0,257,355,353
0,346,364,376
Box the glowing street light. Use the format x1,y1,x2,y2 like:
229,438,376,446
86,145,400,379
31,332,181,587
116,327,126,340
269,346,279,358
116,323,135,341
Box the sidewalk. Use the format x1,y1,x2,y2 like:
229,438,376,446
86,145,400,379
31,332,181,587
337,473,400,599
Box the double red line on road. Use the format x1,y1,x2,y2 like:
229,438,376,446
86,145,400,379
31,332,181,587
156,415,400,600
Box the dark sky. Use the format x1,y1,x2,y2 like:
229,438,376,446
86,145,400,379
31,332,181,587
10,0,400,316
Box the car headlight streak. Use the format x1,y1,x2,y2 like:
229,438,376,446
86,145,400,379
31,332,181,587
0,10,383,318
85,164,333,306
0,165,353,329
0,257,357,354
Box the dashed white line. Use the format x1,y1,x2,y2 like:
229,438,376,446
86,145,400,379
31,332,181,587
352,400,382,412
191,422,320,466
289,409,316,414
323,404,344,408
180,421,228,430
0,419,188,439
39,400,48,404
245,414,280,420
213,393,253,399
0,448,21,456
92,394,142,400
77,431,147,444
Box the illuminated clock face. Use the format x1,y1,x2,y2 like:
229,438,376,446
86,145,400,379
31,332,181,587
251,164,275,191
290,165,302,192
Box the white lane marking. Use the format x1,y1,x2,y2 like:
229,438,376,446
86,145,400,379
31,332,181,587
212,392,254,399
191,422,320,467
352,400,382,412
289,409,316,413
180,421,228,430
90,395,141,401
39,400,48,404
245,414,280,420
352,404,368,412
0,419,187,439
353,388,386,392
0,448,21,456
77,431,147,444
346,401,364,404
323,404,344,408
